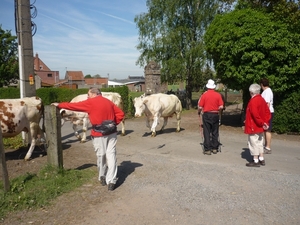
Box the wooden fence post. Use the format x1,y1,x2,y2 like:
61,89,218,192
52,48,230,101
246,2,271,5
44,105,63,168
0,127,10,192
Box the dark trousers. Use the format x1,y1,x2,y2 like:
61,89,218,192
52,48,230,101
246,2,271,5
202,112,220,151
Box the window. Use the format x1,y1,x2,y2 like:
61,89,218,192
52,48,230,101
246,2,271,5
47,73,52,77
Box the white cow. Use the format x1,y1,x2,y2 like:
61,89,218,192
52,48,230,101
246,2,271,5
0,97,46,161
60,92,125,142
133,93,182,137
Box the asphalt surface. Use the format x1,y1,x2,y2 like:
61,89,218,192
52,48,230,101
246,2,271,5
59,112,300,225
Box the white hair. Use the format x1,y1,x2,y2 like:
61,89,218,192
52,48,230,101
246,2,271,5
249,83,261,94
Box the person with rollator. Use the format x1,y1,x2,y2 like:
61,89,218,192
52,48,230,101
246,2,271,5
198,79,224,155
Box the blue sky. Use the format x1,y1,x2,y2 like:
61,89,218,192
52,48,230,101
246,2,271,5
0,0,147,79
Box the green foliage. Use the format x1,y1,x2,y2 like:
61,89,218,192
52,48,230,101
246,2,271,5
273,91,300,134
205,9,300,94
0,25,19,87
134,0,220,108
0,165,96,219
0,87,20,98
205,8,300,109
236,0,300,32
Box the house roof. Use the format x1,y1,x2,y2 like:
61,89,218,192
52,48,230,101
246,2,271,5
65,71,84,81
85,78,108,85
34,53,51,71
108,80,124,86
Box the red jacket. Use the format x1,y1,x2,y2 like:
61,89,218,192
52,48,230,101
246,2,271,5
244,94,271,134
58,95,124,137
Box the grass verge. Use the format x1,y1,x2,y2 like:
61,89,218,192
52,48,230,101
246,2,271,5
0,165,96,220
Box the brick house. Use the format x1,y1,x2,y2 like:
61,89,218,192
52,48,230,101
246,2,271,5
34,53,60,86
65,71,85,86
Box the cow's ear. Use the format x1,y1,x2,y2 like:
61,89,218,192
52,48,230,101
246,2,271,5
143,99,148,104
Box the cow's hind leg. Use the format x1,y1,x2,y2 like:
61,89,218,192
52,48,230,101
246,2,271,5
160,117,168,133
73,124,81,140
80,118,88,143
120,120,125,136
176,112,181,132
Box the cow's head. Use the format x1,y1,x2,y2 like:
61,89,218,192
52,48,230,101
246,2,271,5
133,95,147,117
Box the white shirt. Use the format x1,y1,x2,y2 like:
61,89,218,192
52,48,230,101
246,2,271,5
261,87,274,113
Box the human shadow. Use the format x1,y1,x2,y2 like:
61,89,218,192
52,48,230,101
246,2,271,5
241,148,252,162
115,160,143,189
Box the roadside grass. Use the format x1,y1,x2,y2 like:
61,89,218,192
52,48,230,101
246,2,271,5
3,135,24,150
0,165,96,220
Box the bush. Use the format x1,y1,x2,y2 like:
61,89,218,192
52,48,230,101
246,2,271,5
273,91,300,134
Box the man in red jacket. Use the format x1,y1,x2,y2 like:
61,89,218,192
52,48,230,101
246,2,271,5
52,87,125,191
198,79,224,155
244,84,271,167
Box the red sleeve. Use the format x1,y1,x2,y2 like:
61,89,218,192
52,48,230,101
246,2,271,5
58,100,91,113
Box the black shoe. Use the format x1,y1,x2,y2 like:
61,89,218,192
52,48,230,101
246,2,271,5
246,161,260,167
259,160,266,166
108,183,115,191
100,176,107,186
204,150,211,155
212,149,218,154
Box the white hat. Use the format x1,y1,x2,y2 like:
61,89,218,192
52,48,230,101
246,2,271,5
206,79,216,89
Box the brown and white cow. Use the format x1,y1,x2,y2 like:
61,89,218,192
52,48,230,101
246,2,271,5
0,97,46,161
133,93,182,137
60,92,125,142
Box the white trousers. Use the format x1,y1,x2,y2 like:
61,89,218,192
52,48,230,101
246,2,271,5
92,133,118,184
248,133,264,156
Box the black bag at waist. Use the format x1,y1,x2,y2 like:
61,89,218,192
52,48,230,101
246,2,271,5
92,120,117,135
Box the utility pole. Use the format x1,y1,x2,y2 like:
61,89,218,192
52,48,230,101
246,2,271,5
16,0,36,97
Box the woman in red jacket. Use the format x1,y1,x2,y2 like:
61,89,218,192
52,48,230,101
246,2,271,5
244,84,271,167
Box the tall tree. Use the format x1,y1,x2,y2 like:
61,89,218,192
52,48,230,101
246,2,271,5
0,25,18,87
204,9,300,107
236,0,300,32
134,0,220,109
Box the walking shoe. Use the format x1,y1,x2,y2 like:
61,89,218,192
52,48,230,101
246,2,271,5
259,160,266,166
264,147,272,154
204,151,211,155
246,161,260,167
108,183,115,191
212,149,218,154
100,176,107,186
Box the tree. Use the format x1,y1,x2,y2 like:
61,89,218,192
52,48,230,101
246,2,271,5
204,9,300,107
85,74,92,78
0,25,18,87
236,0,300,32
134,0,220,109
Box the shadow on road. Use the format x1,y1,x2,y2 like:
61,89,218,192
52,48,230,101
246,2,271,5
116,160,143,190
241,148,252,162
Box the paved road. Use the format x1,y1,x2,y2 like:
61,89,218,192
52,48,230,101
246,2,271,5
59,113,300,225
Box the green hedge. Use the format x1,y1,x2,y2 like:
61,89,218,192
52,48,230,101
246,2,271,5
272,91,300,134
0,86,132,117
